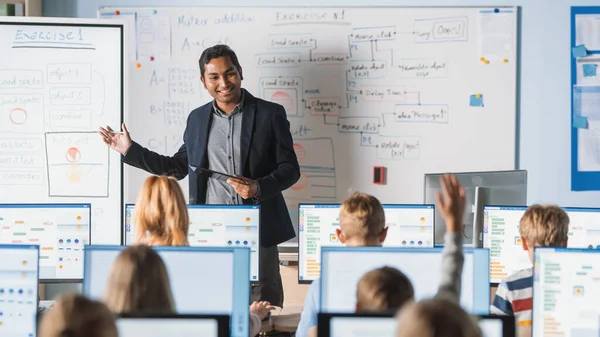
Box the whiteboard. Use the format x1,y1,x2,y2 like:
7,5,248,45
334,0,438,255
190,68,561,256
98,6,517,246
0,17,125,244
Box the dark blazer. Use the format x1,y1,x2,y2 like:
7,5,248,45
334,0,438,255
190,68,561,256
124,89,300,247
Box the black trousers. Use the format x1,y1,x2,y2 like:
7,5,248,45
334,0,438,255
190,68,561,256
251,245,284,307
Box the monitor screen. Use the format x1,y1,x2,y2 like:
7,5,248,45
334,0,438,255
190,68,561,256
116,315,229,337
124,204,260,281
532,248,600,337
476,315,515,337
0,204,91,282
484,206,600,284
482,206,529,284
320,247,490,314
299,204,434,282
83,246,250,337
0,245,39,337
319,313,513,337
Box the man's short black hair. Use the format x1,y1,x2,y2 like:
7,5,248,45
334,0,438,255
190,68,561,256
198,44,243,78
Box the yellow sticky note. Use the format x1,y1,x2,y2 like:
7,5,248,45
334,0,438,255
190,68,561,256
476,94,481,99
503,58,508,63
484,60,490,64
480,57,485,61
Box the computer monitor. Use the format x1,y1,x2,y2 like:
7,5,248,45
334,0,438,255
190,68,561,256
318,313,514,337
116,314,230,337
424,170,527,245
124,204,260,281
476,315,515,337
0,203,91,282
298,204,435,283
482,205,529,284
83,245,250,337
0,244,39,337
484,206,600,284
532,248,600,337
318,313,397,337
320,246,490,315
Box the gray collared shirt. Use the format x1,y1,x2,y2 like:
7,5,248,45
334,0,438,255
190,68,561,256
205,92,244,205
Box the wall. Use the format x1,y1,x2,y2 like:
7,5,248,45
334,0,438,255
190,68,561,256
42,0,600,208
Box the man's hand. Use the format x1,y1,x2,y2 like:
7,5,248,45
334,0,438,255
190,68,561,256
436,173,466,234
227,176,258,199
98,123,132,155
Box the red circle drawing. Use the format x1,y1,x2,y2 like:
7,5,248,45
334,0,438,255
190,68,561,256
66,147,81,163
270,91,294,114
291,172,308,191
9,108,27,124
293,143,306,162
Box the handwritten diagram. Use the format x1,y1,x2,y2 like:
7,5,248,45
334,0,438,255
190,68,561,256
44,132,109,197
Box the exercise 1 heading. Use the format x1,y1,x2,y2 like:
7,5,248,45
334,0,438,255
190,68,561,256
14,28,84,42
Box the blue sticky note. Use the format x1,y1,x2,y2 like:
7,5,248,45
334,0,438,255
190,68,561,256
469,94,483,107
583,64,597,77
573,45,588,58
574,115,588,129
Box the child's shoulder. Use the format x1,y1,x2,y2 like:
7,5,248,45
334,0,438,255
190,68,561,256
501,268,533,290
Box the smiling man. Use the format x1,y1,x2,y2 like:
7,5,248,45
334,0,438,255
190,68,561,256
98,45,300,307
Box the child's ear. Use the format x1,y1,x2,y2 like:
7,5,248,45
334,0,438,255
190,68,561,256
521,236,528,251
379,227,389,243
336,228,346,244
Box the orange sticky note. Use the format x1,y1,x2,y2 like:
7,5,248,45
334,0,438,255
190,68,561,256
76,216,81,221
136,63,141,68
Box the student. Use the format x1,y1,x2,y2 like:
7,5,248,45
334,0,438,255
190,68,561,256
296,173,466,337
134,175,189,246
103,244,175,313
355,266,414,313
491,204,569,326
395,298,482,337
38,293,117,337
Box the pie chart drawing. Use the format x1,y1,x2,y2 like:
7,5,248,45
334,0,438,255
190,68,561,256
9,108,27,124
66,147,81,163
270,91,295,115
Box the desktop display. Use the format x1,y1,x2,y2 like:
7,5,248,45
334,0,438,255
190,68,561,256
532,248,600,337
298,204,435,282
116,315,229,337
125,204,260,281
83,245,250,337
0,204,91,282
0,245,39,337
319,247,490,315
484,206,600,283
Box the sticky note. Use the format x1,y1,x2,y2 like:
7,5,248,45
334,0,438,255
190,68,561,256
135,63,141,68
573,45,587,58
503,59,509,63
583,64,597,77
574,115,589,129
470,94,484,107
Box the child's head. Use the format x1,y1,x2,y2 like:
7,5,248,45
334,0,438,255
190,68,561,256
356,266,414,313
103,244,175,313
336,192,387,246
135,175,189,246
39,293,117,337
396,298,481,337
519,204,569,262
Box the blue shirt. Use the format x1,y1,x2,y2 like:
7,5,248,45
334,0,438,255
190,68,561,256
296,278,320,337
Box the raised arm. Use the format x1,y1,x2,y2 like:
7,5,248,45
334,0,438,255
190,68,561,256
434,173,466,303
99,123,188,180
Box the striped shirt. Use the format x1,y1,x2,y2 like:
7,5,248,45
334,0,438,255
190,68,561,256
490,268,533,326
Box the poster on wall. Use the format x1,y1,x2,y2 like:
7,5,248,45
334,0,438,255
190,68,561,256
571,7,600,191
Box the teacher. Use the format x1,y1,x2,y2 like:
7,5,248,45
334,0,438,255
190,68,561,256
99,44,300,307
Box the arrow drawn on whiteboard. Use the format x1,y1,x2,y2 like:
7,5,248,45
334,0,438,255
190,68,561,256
94,70,106,116
381,113,396,127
